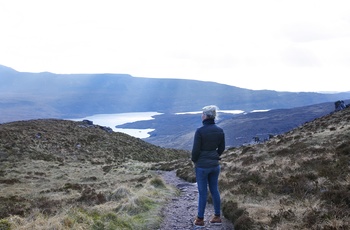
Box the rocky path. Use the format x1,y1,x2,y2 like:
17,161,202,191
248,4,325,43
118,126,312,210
157,170,234,230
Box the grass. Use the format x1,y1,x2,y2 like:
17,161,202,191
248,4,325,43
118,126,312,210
1,108,350,229
0,160,177,229
161,108,350,229
0,119,188,229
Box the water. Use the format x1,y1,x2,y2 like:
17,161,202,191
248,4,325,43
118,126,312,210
70,112,162,138
70,110,267,139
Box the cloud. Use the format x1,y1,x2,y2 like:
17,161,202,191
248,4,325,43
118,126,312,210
0,0,350,92
282,45,321,67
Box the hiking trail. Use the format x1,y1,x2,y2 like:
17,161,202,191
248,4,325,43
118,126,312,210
157,170,234,230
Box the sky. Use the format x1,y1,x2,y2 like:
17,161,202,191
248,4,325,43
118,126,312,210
1,0,350,92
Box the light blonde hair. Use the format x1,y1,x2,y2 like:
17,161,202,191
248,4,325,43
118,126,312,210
202,105,219,119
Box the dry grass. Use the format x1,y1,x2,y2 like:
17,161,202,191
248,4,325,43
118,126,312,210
1,107,350,229
0,119,189,229
0,159,178,229
169,108,350,229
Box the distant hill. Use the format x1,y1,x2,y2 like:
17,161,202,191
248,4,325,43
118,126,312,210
166,107,350,229
1,64,350,123
116,100,347,150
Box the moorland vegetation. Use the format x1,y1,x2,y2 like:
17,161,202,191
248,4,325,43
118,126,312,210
0,119,188,229
173,107,350,229
0,106,350,229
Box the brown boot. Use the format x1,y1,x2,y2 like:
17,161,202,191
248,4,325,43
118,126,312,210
193,217,205,227
209,215,222,225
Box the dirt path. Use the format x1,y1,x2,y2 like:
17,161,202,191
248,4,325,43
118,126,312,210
157,170,234,230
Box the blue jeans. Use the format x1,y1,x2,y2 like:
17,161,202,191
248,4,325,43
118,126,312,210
195,165,221,219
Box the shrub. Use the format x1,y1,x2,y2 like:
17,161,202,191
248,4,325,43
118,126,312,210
269,208,296,226
78,187,107,205
336,142,350,155
241,146,253,155
321,185,350,208
109,187,131,201
0,219,11,230
91,212,132,230
116,196,156,215
241,155,254,166
276,174,317,198
302,209,322,228
234,214,255,230
222,200,245,223
0,196,30,218
149,177,166,188
31,196,62,216
237,172,262,185
176,163,196,182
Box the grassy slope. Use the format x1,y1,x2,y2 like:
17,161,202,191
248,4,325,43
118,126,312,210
1,106,350,229
0,119,188,229
174,108,350,229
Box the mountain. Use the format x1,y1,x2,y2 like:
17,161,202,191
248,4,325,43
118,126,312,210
116,100,347,150
167,107,350,229
1,64,350,123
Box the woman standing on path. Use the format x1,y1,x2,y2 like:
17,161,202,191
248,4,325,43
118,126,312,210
191,105,225,227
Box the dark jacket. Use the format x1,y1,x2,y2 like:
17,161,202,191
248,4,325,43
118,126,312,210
191,119,225,168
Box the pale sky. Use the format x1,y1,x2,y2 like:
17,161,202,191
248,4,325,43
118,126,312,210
1,0,350,92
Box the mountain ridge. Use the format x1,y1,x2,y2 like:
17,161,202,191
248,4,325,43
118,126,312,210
1,64,350,124
115,100,346,150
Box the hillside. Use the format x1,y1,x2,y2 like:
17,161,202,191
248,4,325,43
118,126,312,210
169,107,350,229
1,64,350,123
0,119,187,163
1,108,349,229
0,119,189,229
116,100,344,150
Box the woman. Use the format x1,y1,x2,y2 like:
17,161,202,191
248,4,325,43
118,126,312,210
191,105,225,227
